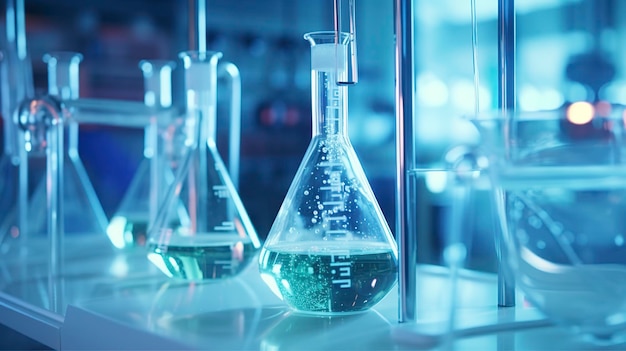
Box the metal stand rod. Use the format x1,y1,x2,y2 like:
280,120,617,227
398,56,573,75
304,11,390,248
497,0,516,308
188,0,207,52
395,0,417,323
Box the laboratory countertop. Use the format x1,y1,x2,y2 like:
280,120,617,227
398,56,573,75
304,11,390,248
0,235,623,350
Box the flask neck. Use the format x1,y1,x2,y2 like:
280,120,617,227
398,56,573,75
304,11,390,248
180,51,222,147
311,70,348,137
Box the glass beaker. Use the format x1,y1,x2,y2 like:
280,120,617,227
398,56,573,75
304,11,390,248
107,60,176,249
473,107,626,344
258,32,398,315
147,51,260,281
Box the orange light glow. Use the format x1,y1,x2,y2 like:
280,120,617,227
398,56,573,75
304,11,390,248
567,101,594,125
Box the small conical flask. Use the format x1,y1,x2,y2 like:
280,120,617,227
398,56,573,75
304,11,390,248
25,52,108,237
147,51,261,281
259,32,398,315
107,60,176,249
11,52,108,242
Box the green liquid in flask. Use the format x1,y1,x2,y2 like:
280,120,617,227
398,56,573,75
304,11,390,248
148,234,257,280
259,242,397,314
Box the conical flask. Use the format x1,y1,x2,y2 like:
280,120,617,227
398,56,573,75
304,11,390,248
147,51,260,281
259,32,398,315
107,60,176,249
24,52,108,237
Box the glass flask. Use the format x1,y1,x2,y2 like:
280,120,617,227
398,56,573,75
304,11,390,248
24,52,108,237
259,32,398,315
107,60,176,249
473,107,626,344
147,51,261,281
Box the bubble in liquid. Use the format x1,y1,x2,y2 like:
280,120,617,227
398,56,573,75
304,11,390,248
311,218,317,224
536,240,546,249
304,190,310,195
527,215,543,229
615,235,625,247
318,204,324,210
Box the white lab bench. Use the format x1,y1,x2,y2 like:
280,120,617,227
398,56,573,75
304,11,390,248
0,235,617,350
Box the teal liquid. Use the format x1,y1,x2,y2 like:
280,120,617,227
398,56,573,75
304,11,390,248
148,237,258,280
259,243,397,314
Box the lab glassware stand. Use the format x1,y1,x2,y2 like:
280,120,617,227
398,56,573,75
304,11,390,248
392,0,553,345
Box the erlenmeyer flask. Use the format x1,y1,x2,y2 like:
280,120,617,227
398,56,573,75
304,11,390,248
107,60,176,249
147,51,260,281
258,32,398,315
25,52,108,237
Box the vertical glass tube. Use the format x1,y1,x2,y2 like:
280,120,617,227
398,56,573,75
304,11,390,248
179,51,221,233
333,0,358,85
15,95,65,312
141,60,176,228
217,62,242,189
46,101,64,314
307,33,349,138
0,0,34,251
3,0,34,157
0,53,20,255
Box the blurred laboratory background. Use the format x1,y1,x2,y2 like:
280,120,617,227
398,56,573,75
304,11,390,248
4,0,397,245
3,0,626,273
